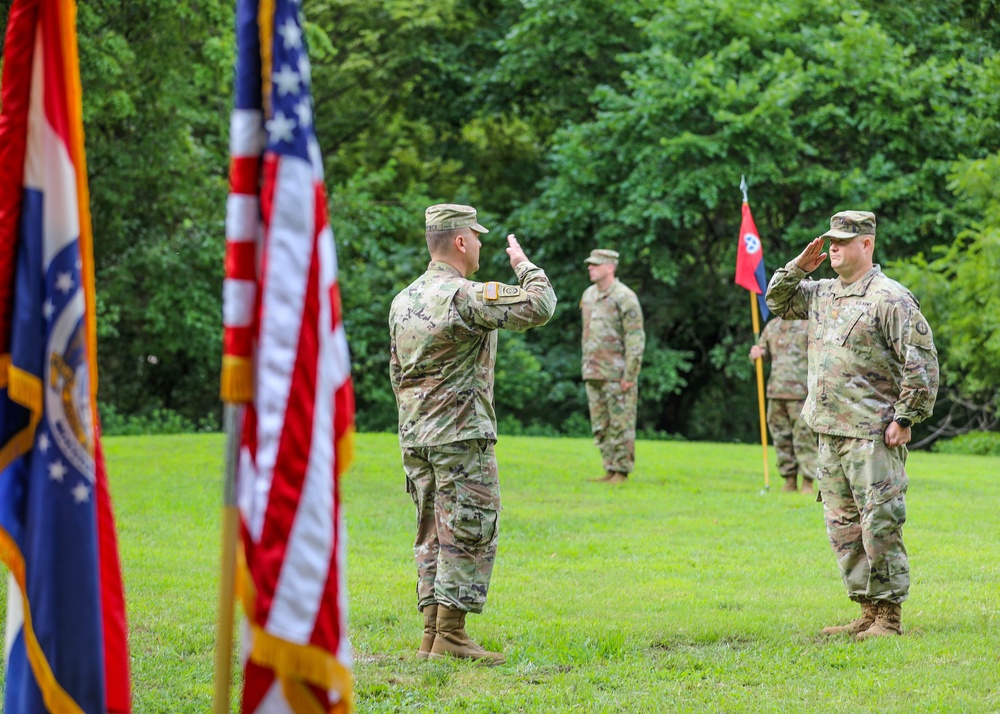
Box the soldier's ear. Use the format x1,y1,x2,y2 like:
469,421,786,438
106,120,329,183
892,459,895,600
454,233,467,254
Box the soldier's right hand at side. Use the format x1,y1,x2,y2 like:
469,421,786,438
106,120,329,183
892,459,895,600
794,236,828,273
506,234,528,269
749,345,764,361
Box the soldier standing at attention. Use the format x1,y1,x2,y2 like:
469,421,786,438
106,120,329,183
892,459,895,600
580,249,645,484
748,317,818,493
389,204,556,664
767,210,938,639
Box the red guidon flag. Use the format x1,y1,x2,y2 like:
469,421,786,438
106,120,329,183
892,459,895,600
221,0,355,711
734,201,771,320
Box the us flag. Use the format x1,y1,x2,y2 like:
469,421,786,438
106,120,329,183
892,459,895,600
221,0,356,711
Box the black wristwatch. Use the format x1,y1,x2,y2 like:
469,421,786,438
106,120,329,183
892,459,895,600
893,416,912,429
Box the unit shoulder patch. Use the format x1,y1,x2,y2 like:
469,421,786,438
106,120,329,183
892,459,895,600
477,281,528,305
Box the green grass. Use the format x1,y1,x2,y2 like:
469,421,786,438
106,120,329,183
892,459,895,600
2,433,999,712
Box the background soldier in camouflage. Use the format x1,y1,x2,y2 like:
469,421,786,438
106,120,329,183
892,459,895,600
389,203,556,664
748,317,818,493
580,249,645,484
766,210,938,640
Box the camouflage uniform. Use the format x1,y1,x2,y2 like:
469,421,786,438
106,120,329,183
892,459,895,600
390,258,556,613
755,317,817,483
767,247,938,604
580,264,645,475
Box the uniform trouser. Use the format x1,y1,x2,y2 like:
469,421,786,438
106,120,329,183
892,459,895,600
816,433,910,604
402,439,500,614
585,380,638,474
766,398,818,480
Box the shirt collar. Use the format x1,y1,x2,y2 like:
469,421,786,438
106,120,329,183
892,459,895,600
596,278,619,296
834,264,881,298
427,260,463,277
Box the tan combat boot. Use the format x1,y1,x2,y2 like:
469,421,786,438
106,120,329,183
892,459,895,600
820,599,877,636
416,604,438,660
782,476,798,492
800,477,815,495
588,471,615,482
608,472,628,484
429,606,505,665
856,601,902,640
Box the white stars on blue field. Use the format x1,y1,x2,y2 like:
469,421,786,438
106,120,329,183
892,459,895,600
264,3,318,164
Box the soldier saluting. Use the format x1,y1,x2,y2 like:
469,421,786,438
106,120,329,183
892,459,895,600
767,210,938,639
389,204,556,664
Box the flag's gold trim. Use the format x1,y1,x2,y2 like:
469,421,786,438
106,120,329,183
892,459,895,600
237,538,353,705
336,427,355,476
281,675,353,714
221,356,254,403
250,628,353,696
0,531,86,714
0,362,43,474
59,0,99,412
258,0,275,118
281,678,328,714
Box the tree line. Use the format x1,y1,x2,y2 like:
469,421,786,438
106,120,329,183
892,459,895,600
2,0,996,443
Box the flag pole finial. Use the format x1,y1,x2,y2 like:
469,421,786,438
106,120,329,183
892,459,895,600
740,175,748,203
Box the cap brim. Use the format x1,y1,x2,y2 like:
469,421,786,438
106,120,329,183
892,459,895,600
821,229,864,240
584,257,601,264
472,221,489,234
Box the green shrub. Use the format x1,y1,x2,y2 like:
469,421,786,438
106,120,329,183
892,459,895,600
100,404,220,436
933,431,1000,457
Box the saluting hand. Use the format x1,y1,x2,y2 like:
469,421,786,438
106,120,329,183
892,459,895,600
794,236,828,273
506,234,528,269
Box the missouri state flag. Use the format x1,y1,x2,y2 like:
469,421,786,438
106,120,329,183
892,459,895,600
0,1,131,713
220,0,356,711
734,200,771,321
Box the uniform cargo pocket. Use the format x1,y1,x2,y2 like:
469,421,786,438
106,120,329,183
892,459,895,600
453,484,498,547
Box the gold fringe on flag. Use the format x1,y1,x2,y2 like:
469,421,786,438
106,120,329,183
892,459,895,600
236,549,352,695
258,0,275,118
220,356,254,404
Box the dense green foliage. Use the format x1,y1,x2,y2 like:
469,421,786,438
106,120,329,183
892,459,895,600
934,429,1000,457
892,155,1000,439
4,433,998,711
5,0,998,440
74,0,233,427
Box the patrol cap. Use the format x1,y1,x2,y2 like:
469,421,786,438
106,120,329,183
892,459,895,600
425,203,489,234
821,210,877,240
584,249,619,266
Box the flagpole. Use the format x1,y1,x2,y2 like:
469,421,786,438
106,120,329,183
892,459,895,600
740,175,770,491
749,293,771,491
213,403,243,713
